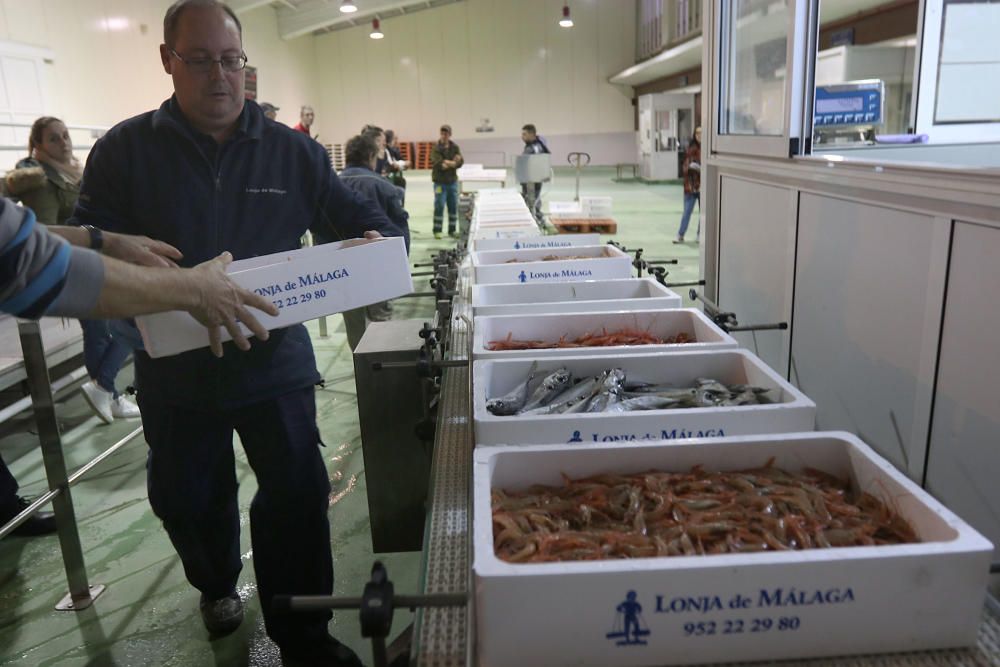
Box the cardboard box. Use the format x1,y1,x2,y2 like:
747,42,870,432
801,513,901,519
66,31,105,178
473,350,816,446
472,278,682,316
136,237,412,358
473,433,993,666
473,309,738,360
471,245,633,285
473,234,600,252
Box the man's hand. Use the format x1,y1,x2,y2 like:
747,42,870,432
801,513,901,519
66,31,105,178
104,232,183,268
363,231,384,240
188,252,280,358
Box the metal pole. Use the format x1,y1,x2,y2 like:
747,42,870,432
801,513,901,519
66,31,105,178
0,365,88,425
17,320,104,610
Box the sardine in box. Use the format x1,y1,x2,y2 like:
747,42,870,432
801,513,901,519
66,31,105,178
473,349,816,446
471,245,633,285
136,237,412,358
473,309,739,360
472,278,682,316
473,233,601,252
473,432,993,666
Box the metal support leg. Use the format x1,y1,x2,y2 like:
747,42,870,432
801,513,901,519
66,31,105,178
318,316,329,338
17,320,105,611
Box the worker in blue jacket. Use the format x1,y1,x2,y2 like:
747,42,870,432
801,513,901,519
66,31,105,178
69,2,397,665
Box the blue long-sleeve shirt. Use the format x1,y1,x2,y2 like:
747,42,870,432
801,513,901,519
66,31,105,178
71,97,400,408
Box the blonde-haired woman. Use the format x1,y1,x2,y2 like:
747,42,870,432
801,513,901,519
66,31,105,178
5,116,82,225
6,116,139,423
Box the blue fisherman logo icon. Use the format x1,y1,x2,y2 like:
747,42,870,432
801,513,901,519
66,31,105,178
518,270,527,283
607,591,651,646
568,430,582,443
514,241,521,249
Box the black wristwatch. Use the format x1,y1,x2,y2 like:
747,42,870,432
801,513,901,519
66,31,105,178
81,224,103,252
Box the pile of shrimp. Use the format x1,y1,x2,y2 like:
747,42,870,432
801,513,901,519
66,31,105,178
503,250,610,263
487,329,693,351
492,460,918,563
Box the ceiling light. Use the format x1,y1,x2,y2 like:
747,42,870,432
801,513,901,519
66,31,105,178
340,1,358,13
559,4,573,28
370,18,384,39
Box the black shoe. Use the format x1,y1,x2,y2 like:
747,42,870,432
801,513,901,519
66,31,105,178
280,634,364,667
200,592,244,636
1,497,56,537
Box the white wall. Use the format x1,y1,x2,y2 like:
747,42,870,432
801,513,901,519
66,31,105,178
313,0,636,164
0,0,318,168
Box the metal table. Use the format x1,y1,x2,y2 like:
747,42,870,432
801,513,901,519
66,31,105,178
411,267,1000,667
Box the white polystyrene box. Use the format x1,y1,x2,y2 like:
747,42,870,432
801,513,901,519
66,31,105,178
471,245,632,285
473,350,816,446
473,309,738,360
471,225,541,241
136,237,412,358
473,432,993,666
581,195,613,218
473,234,600,252
548,200,583,219
472,278,682,316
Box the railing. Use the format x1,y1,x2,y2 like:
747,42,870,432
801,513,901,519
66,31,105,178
635,0,704,62
0,321,143,610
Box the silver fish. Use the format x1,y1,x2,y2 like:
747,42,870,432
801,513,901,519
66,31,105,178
486,361,538,416
519,367,572,413
607,395,680,412
587,369,625,412
523,376,603,416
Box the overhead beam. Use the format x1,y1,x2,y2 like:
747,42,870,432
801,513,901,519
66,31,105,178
277,0,461,40
227,0,275,14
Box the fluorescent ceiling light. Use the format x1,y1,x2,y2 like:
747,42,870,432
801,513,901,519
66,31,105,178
370,18,384,39
340,1,358,13
559,4,573,28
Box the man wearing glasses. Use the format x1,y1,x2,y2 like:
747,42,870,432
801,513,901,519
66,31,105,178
70,1,399,665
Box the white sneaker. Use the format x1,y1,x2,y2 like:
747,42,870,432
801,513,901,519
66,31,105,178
81,381,113,424
110,395,141,419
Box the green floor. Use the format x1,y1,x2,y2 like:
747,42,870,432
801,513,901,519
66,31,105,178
0,167,700,666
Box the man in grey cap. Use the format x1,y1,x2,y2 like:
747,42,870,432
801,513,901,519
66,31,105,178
260,102,278,121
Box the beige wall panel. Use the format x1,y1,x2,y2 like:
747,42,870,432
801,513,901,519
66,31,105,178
385,22,422,141
438,2,472,139
542,0,575,136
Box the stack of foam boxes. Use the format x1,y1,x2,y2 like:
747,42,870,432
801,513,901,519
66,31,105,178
462,198,993,667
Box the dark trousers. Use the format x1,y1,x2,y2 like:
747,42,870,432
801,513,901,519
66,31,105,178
522,182,543,221
139,386,333,647
81,319,132,398
0,456,17,517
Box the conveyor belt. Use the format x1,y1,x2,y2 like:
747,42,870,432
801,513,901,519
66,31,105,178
411,261,1000,667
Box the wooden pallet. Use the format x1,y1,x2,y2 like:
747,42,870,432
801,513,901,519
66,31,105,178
414,141,435,170
551,218,618,234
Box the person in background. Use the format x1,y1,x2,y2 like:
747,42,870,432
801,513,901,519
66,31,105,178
0,196,278,538
293,104,314,137
5,116,140,424
674,126,701,244
361,124,388,176
384,129,408,203
430,124,463,239
520,123,550,223
259,102,279,121
73,2,399,663
338,133,410,345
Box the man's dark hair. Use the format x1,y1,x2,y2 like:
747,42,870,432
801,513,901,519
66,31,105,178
164,0,242,48
361,124,384,139
385,129,396,144
345,134,378,168
522,124,537,134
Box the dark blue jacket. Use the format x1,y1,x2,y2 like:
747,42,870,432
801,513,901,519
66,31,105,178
337,166,409,252
72,97,401,408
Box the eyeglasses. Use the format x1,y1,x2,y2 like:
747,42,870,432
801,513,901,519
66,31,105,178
169,49,248,73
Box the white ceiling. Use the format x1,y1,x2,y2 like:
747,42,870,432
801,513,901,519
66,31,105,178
231,0,465,40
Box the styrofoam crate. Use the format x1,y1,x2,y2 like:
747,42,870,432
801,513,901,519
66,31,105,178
471,225,543,241
471,245,633,285
473,234,600,252
581,195,613,218
473,350,816,446
473,309,738,360
549,200,584,219
473,432,993,666
472,278,682,316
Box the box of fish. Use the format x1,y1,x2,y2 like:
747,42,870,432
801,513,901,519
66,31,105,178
473,233,601,252
472,432,993,667
471,245,633,285
473,278,682,316
473,350,815,446
473,309,738,360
